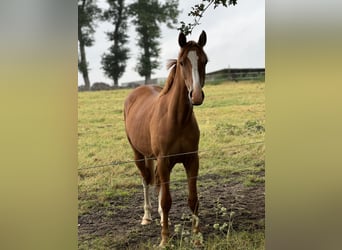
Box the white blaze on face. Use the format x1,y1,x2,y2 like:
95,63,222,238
187,50,203,104
187,50,200,90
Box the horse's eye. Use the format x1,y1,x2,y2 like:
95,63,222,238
180,61,184,66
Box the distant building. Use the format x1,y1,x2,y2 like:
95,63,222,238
121,77,167,88
119,68,265,89
206,68,265,82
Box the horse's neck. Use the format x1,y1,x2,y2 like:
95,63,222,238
167,67,193,124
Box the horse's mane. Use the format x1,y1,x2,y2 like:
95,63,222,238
159,59,177,96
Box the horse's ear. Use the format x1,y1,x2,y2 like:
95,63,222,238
178,32,187,48
198,31,207,47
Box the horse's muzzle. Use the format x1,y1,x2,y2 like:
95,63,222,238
189,90,205,106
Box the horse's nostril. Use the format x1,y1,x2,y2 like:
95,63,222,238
188,90,193,101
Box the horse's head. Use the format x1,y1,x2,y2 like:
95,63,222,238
178,31,208,106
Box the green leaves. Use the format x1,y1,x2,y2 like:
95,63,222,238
129,0,179,83
78,0,102,87
178,0,238,36
101,0,130,86
78,0,101,44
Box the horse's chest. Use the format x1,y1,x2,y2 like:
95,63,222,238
152,122,199,153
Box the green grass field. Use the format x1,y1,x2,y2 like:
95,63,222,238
78,81,265,249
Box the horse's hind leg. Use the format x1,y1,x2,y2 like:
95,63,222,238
133,149,154,225
141,179,152,225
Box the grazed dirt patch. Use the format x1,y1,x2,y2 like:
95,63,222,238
78,173,264,249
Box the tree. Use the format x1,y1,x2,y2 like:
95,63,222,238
178,0,237,35
101,0,130,87
78,0,101,90
129,0,179,84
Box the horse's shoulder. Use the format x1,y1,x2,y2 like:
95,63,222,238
151,85,163,92
125,85,162,111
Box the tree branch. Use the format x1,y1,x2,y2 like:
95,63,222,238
178,0,237,35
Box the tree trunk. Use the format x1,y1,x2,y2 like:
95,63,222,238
144,41,151,85
78,25,91,90
114,78,118,87
145,74,151,85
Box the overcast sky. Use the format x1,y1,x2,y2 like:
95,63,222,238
78,0,265,86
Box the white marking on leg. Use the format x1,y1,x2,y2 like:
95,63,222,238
192,214,199,228
141,179,152,225
158,187,171,226
158,187,163,225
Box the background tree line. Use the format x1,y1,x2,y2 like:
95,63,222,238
78,0,237,89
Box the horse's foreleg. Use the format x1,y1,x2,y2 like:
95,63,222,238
184,155,203,246
158,186,171,227
184,155,200,234
158,187,163,225
157,159,172,247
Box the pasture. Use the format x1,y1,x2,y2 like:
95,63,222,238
78,81,265,249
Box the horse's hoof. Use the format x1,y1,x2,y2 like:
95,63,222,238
158,241,168,249
191,232,204,248
141,218,152,225
192,240,204,248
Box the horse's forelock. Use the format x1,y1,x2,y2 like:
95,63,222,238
179,41,206,62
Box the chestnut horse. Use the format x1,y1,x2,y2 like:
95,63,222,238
124,31,208,247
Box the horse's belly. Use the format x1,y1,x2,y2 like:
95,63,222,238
124,86,160,157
